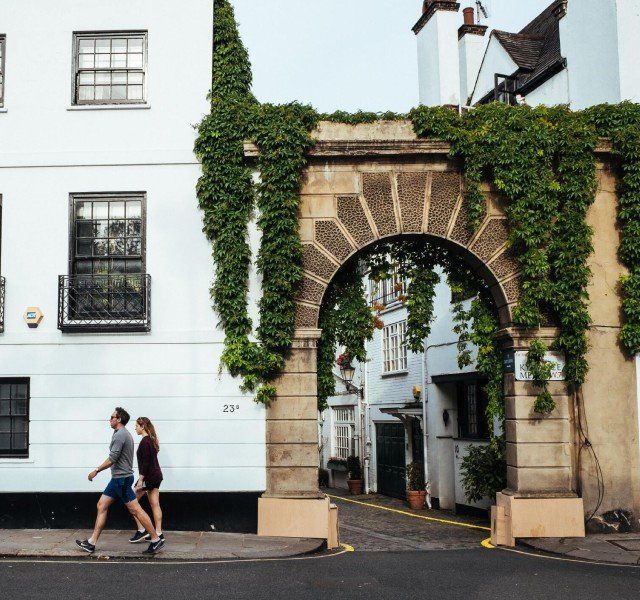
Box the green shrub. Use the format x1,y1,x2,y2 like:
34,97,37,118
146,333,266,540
406,461,425,491
347,455,362,480
460,438,507,504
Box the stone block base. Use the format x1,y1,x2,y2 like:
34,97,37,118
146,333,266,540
258,496,340,549
491,492,585,547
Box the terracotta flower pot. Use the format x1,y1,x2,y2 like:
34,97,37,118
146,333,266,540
406,489,427,510
347,479,364,495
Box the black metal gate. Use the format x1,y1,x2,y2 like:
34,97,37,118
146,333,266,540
376,422,406,499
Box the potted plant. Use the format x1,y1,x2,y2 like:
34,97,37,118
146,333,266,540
327,457,348,472
406,461,427,510
346,455,364,495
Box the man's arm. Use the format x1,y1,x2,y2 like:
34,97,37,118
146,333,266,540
88,457,113,481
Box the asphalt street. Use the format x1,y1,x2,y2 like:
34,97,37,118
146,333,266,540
2,549,640,600
3,492,640,599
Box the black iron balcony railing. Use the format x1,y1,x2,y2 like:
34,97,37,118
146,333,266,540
0,276,5,333
58,274,151,333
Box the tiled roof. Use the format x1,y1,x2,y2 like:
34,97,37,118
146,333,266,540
482,0,565,99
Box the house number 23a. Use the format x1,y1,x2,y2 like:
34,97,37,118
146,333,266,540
223,404,240,413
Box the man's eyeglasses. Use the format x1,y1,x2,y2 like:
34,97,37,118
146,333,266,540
109,415,118,421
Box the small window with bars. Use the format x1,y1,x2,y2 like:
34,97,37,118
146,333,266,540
0,35,6,107
333,407,355,460
456,381,490,440
369,270,407,307
73,31,147,105
382,321,408,373
0,379,29,457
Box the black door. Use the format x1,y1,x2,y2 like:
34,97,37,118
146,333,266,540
376,422,406,499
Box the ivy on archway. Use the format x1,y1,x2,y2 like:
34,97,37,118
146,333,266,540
197,0,640,418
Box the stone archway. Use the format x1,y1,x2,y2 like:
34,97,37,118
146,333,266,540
256,121,636,546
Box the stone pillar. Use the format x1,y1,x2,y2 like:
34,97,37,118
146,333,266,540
500,328,575,495
492,327,584,546
263,329,322,499
258,329,339,546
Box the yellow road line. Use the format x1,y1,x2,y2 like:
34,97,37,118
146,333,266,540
481,537,495,549
328,494,491,532
340,543,355,552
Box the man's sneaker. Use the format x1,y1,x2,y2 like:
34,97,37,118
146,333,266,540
159,533,165,541
129,530,151,543
75,539,95,554
143,538,165,555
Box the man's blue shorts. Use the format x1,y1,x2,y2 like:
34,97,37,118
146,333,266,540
103,475,136,504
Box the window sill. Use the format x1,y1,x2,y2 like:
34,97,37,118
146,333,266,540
381,369,409,378
0,108,7,113
67,104,150,111
0,457,33,463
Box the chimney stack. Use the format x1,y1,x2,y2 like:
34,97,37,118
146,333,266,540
458,5,488,105
413,1,462,107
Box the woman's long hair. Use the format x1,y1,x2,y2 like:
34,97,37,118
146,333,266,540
136,417,160,452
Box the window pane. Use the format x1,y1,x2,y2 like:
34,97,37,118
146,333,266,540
0,417,10,431
110,202,125,219
128,54,143,69
79,54,95,69
128,85,143,100
126,238,141,256
96,54,110,68
94,240,108,256
93,203,108,219
126,259,142,273
75,260,92,275
112,85,126,100
94,85,110,100
95,38,111,53
95,220,109,238
127,220,141,237
77,239,92,256
112,38,127,53
128,72,143,85
112,71,127,85
0,400,9,415
109,220,126,237
95,71,110,85
111,259,126,274
0,433,10,449
108,238,125,256
78,86,95,101
12,434,27,450
12,385,27,400
13,416,28,431
127,201,141,219
76,221,93,237
94,260,109,275
76,201,92,220
128,37,144,53
79,72,95,85
79,39,95,53
111,54,127,68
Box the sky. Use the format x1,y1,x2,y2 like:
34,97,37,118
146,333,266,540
232,0,552,112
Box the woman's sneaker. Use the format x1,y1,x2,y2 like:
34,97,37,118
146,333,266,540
129,530,150,543
143,538,165,555
75,539,96,553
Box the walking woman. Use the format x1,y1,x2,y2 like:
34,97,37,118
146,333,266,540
129,417,164,543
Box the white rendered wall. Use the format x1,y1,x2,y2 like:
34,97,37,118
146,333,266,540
616,0,640,103
459,33,487,105
523,70,570,107
0,1,267,494
561,0,621,109
470,36,518,105
417,10,461,106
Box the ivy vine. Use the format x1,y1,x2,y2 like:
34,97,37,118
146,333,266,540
200,1,640,419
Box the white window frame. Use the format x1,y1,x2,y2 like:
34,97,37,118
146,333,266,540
332,407,355,460
382,320,408,374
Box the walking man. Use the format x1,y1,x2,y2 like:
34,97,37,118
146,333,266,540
76,407,165,555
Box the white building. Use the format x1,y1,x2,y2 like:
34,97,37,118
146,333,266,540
320,0,640,514
0,0,267,529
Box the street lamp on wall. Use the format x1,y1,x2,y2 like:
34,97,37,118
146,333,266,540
340,364,356,385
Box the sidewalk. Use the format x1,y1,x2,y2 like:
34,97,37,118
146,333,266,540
0,529,324,561
522,534,640,565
